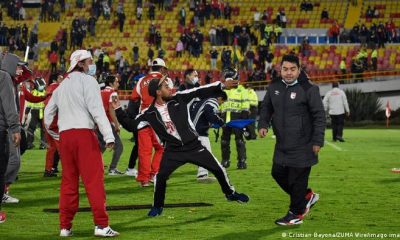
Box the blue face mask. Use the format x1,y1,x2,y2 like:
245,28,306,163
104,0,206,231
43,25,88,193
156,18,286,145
87,64,96,76
38,85,45,91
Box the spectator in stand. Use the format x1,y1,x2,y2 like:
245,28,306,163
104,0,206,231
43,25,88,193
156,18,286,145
103,52,110,73
300,0,313,12
280,10,287,28
103,1,111,20
176,39,184,57
133,43,139,62
351,59,364,83
366,6,373,18
339,57,347,82
49,51,58,73
209,26,217,46
137,5,143,20
118,11,126,33
210,46,218,70
359,24,369,45
376,22,386,48
328,21,340,43
246,48,255,71
321,8,329,20
373,7,379,18
224,3,231,20
179,7,186,26
88,15,96,36
148,46,154,62
155,31,162,49
149,3,156,20
300,38,311,57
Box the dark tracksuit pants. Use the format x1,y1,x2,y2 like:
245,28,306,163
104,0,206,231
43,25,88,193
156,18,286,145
153,142,235,208
128,129,138,169
27,109,46,147
330,114,345,140
271,163,311,215
0,131,9,210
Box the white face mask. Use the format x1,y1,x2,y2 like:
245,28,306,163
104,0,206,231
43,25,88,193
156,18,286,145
191,76,199,85
87,64,96,76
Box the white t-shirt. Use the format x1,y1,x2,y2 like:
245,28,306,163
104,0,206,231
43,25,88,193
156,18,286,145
155,102,181,141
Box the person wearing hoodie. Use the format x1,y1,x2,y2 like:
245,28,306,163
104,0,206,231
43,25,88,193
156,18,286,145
0,52,22,223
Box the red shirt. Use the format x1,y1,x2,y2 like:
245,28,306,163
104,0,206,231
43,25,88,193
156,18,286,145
131,72,163,113
101,86,118,123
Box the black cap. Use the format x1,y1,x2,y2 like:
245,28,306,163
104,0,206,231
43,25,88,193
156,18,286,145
222,67,238,80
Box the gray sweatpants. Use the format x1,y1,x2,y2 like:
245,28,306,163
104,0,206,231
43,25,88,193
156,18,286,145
6,130,21,184
97,125,123,170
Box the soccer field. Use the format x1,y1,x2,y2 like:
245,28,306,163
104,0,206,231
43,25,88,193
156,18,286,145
1,129,399,239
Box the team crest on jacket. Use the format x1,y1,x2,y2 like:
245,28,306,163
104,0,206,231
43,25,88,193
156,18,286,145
274,90,280,95
290,92,296,99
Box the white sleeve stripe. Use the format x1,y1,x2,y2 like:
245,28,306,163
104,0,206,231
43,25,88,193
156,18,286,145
173,81,221,96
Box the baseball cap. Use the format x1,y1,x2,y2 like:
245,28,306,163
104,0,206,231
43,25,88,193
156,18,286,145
152,58,168,69
67,50,93,73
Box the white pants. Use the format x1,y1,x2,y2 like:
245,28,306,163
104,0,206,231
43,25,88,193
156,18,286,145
197,136,211,177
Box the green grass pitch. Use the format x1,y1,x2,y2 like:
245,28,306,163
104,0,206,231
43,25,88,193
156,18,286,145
0,129,399,239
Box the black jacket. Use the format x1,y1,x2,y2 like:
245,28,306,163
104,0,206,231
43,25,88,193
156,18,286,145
116,82,225,151
258,75,325,167
190,98,224,136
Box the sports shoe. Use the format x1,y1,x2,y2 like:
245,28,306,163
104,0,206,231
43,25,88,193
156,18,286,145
275,211,303,226
52,168,59,173
108,168,123,176
0,211,6,223
392,168,400,173
148,207,163,217
237,161,247,169
60,228,72,237
44,170,57,177
303,189,320,217
2,193,19,203
221,160,230,168
196,175,216,183
94,226,119,237
150,175,156,183
125,168,138,177
226,192,249,203
140,181,150,187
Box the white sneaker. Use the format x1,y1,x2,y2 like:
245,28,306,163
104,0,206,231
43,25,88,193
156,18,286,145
94,226,119,237
197,175,216,183
60,229,72,237
2,193,19,203
125,168,138,177
108,169,123,176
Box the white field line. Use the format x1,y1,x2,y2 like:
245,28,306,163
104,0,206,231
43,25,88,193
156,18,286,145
325,140,344,151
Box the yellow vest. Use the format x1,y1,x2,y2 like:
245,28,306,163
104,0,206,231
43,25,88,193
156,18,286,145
247,88,258,107
274,26,282,34
371,50,378,58
27,89,45,119
103,55,110,63
264,25,273,34
340,60,346,70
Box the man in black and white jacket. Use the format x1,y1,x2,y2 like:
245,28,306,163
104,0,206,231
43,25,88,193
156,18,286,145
114,76,249,217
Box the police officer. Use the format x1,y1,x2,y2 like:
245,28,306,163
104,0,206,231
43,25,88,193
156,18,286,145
220,67,249,169
244,83,258,140
258,54,326,225
25,77,46,149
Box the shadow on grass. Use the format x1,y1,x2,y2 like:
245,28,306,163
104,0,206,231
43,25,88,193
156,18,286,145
378,177,400,184
210,225,301,240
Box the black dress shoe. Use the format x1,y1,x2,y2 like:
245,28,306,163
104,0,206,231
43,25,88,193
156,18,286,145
336,137,345,142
